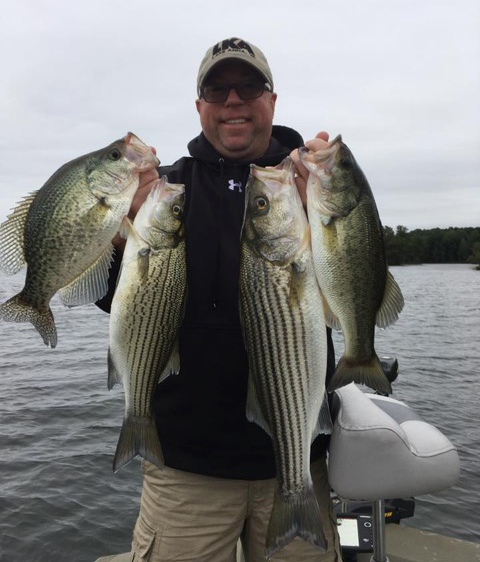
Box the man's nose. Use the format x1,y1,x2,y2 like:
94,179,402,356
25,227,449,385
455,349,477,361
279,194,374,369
224,87,244,105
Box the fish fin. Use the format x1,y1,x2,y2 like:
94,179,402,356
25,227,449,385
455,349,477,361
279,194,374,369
321,294,341,331
246,375,272,438
0,191,38,274
59,243,114,306
118,215,134,240
83,195,114,227
120,215,148,246
0,293,57,348
288,262,306,305
297,224,311,260
312,393,333,440
266,486,327,559
376,271,404,328
290,249,314,306
91,192,112,207
320,213,334,226
158,338,180,383
137,247,151,280
327,354,392,394
107,348,122,390
113,415,164,473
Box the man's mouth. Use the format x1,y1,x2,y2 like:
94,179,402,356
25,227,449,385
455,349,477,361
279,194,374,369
223,118,249,124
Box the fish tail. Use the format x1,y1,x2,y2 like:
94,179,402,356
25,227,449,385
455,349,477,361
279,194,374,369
0,293,57,348
328,354,392,394
113,415,164,473
265,487,327,559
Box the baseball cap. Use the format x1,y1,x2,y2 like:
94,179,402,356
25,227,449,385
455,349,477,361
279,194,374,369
197,37,274,97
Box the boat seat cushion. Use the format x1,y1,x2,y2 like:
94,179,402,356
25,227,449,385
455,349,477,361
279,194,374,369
328,383,460,501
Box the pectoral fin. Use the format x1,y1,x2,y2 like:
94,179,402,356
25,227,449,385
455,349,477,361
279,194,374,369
312,392,333,440
118,215,134,240
321,294,341,331
376,271,405,328
107,348,122,390
159,338,180,383
137,247,150,280
59,243,114,306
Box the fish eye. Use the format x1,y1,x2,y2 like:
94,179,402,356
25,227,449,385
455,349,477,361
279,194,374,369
255,196,269,211
172,204,183,217
108,148,122,161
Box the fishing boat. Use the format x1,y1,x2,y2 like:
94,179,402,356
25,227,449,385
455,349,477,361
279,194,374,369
95,357,479,562
326,357,474,562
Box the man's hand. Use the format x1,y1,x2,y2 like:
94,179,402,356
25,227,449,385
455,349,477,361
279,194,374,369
128,168,160,220
112,167,160,251
290,131,330,205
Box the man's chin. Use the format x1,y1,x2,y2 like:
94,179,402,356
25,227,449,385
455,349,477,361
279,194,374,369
219,143,252,161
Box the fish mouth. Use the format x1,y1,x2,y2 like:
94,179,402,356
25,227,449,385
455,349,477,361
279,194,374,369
250,156,295,180
299,135,343,170
124,132,160,170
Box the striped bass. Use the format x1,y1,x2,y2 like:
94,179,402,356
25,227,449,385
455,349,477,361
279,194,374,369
299,135,404,394
0,132,159,348
108,177,186,473
239,157,331,558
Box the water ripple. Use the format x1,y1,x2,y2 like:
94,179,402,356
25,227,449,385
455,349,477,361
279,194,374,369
1,264,480,560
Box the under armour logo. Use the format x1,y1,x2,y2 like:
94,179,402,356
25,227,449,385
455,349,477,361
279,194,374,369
228,179,243,192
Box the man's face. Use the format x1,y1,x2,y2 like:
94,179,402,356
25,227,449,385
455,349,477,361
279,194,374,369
196,61,277,161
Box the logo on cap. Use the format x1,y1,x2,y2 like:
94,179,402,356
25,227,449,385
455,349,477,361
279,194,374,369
212,38,255,59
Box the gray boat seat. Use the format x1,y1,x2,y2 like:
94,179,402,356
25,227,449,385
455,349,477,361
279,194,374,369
328,383,460,501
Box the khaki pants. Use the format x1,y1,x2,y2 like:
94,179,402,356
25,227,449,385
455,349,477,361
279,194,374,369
131,457,342,562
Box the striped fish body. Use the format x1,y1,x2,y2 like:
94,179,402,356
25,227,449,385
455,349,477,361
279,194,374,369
108,178,186,472
299,135,404,394
240,158,330,558
0,133,159,348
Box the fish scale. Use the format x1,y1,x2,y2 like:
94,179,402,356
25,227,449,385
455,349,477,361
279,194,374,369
108,178,186,473
300,135,404,394
0,132,159,347
243,260,311,490
239,157,331,558
127,257,182,411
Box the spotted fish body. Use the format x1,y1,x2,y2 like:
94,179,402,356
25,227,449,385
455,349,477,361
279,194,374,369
108,178,186,473
240,157,331,558
0,133,159,347
299,135,404,394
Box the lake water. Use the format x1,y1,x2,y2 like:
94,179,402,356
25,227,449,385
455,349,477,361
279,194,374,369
0,263,479,561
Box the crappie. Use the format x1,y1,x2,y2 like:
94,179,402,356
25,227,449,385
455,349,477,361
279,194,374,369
240,157,331,558
299,135,404,394
108,177,186,473
0,132,159,348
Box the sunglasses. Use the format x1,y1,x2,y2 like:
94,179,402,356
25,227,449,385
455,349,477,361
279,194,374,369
200,80,272,103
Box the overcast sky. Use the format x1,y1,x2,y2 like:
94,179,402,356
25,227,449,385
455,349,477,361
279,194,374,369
1,0,479,230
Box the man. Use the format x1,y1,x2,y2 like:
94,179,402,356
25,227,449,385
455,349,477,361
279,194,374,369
97,37,342,562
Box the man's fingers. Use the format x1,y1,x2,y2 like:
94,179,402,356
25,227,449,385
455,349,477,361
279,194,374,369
139,168,160,188
128,168,160,219
290,131,330,206
305,131,330,151
112,167,159,252
290,148,309,181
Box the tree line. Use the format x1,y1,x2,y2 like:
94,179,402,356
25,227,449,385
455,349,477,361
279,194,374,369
384,226,480,268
